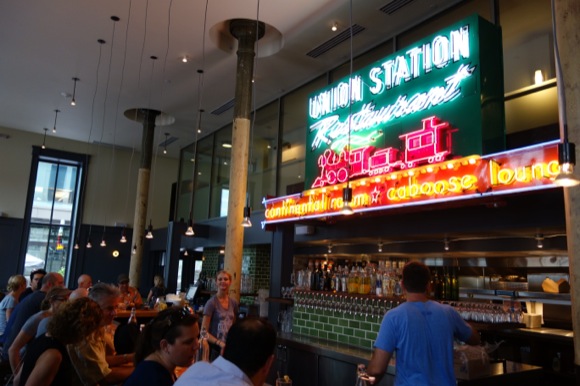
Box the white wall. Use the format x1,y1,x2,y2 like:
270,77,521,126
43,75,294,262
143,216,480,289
0,126,179,229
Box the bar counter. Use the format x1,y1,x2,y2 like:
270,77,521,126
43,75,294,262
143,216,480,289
272,332,543,386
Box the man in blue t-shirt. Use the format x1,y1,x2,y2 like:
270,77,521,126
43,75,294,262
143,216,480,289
367,261,480,386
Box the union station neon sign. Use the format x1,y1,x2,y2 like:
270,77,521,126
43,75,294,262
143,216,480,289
263,141,560,225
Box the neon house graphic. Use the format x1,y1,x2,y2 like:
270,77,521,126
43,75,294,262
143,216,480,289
311,116,457,188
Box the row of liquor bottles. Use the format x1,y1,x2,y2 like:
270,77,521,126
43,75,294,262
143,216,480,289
294,259,460,300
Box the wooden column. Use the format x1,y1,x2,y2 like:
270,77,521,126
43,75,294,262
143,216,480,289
224,19,265,301
554,0,580,378
126,108,160,289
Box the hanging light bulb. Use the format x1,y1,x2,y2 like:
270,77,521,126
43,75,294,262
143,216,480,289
327,244,333,254
241,206,252,227
341,186,354,215
73,240,80,250
444,238,450,251
184,249,189,256
185,211,195,236
86,239,93,249
163,132,169,154
41,128,48,149
535,233,544,249
145,220,154,239
377,242,383,253
71,77,79,106
120,228,127,243
52,109,60,133
554,142,580,187
100,238,107,247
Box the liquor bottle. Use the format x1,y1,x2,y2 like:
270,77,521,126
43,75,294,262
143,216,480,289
128,307,137,324
451,267,459,301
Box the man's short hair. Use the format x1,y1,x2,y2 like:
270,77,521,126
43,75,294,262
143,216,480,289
30,268,47,281
88,282,120,304
402,261,431,293
223,317,276,378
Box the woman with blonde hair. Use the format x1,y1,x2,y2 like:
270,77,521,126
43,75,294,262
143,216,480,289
201,270,239,361
0,274,27,336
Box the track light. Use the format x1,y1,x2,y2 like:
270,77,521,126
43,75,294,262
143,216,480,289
41,128,48,149
444,238,450,251
145,220,154,239
71,77,79,106
378,242,383,253
341,186,354,215
52,109,60,133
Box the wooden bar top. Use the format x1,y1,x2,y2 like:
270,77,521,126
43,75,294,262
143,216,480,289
115,309,159,319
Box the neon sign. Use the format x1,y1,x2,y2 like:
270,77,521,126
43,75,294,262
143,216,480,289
263,141,560,225
305,15,505,189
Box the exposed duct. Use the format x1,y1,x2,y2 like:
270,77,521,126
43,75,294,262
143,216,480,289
306,24,365,59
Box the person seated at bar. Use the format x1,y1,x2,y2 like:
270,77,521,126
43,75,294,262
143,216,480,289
116,274,143,310
67,283,134,386
0,275,27,337
174,317,276,386
367,261,480,385
124,308,199,386
8,287,71,373
19,269,46,302
70,274,93,300
146,275,167,309
13,297,102,386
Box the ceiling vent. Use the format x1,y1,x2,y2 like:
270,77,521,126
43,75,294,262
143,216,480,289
306,24,366,59
379,0,415,15
158,136,178,148
211,98,235,116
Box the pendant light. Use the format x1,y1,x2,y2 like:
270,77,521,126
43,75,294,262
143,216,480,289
41,128,48,149
120,228,127,243
145,219,154,239
52,109,60,133
341,0,355,216
551,0,580,187
71,77,79,106
163,132,169,154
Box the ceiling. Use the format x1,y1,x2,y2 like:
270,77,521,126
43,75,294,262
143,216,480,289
0,0,463,158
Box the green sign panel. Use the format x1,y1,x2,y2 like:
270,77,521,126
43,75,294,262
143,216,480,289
305,14,505,189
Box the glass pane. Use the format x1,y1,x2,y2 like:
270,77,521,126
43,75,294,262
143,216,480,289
26,160,78,278
193,135,213,221
249,101,279,210
279,75,327,195
210,126,232,218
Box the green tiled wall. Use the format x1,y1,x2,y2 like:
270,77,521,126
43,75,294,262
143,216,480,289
292,296,383,351
202,246,270,304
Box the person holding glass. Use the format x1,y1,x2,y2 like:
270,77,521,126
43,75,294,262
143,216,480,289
124,308,199,386
201,270,239,361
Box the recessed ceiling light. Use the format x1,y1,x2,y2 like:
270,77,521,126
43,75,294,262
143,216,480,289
181,55,189,63
331,23,338,32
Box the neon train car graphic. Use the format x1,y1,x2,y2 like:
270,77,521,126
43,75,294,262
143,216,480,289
311,116,457,188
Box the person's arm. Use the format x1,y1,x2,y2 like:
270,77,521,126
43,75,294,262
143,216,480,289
22,349,62,386
464,324,481,346
366,347,393,383
9,330,34,372
146,289,153,304
105,352,134,367
132,288,143,308
100,365,135,385
6,307,14,321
